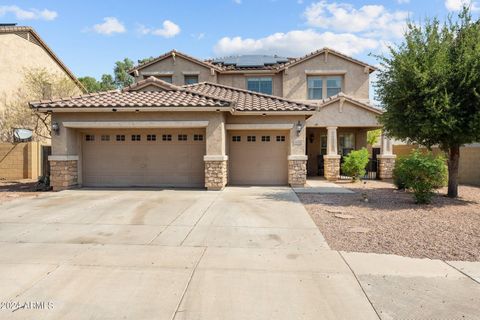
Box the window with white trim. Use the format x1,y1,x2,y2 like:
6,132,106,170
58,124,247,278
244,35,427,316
178,134,188,141
85,134,95,141
184,75,198,85
193,134,203,141
327,76,342,97
307,76,343,99
232,136,241,142
247,136,256,142
307,76,323,100
276,135,286,142
131,134,141,141
162,134,172,141
261,136,270,142
147,134,156,141
116,134,125,141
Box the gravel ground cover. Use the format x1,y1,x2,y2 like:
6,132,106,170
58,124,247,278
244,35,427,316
0,179,42,203
298,180,480,261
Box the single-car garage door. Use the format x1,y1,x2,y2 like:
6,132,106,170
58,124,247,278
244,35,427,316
82,129,205,187
228,130,289,185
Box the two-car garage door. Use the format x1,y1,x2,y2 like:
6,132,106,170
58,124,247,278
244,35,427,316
82,129,205,187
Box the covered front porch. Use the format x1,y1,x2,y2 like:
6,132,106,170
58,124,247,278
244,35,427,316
305,94,396,181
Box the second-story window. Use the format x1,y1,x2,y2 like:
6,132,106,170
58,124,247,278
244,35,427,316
307,76,343,99
154,75,173,83
327,76,342,97
307,76,323,100
247,77,272,95
184,75,198,85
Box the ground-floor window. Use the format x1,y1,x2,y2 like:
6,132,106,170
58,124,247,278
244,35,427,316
339,133,355,155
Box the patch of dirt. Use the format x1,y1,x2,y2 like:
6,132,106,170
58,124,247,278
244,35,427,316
0,179,44,203
298,180,480,261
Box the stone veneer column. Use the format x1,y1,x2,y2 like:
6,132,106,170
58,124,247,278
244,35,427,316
204,155,228,191
49,156,79,191
377,133,397,179
288,155,307,187
323,126,341,181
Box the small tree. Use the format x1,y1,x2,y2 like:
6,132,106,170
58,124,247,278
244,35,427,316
375,7,480,198
367,129,382,146
0,68,80,141
78,74,116,93
341,148,370,181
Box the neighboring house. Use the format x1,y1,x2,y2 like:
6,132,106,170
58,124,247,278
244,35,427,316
0,24,85,118
31,48,396,191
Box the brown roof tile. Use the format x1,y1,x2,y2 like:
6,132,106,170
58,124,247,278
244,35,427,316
30,88,232,109
183,82,315,112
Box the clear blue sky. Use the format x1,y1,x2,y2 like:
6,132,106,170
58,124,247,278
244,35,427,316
0,0,475,79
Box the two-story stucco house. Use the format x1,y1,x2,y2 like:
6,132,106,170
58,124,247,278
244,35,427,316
0,24,85,118
31,48,396,191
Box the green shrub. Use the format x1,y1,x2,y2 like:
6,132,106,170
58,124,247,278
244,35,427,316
341,148,370,181
393,150,448,204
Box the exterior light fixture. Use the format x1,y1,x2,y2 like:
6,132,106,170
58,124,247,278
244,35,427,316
112,108,117,112
51,122,60,135
296,121,302,135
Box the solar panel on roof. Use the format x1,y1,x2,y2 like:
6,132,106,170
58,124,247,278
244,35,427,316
212,55,289,67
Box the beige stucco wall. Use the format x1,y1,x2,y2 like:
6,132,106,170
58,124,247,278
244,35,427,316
307,101,381,127
217,73,283,97
135,56,217,85
282,53,370,101
0,33,81,115
51,111,227,157
226,114,306,156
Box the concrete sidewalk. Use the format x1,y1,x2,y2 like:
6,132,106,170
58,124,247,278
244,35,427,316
0,187,479,319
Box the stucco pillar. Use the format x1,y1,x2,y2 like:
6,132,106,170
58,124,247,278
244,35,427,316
377,133,396,179
204,115,228,190
323,127,341,181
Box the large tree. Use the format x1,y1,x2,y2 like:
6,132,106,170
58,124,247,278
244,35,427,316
78,74,115,93
376,7,480,198
113,58,134,88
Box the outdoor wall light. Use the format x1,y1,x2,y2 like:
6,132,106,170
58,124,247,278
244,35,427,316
112,108,117,112
51,122,60,135
296,121,303,135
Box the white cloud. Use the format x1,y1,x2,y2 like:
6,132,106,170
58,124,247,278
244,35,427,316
0,5,58,21
138,20,181,38
397,0,410,4
93,17,126,35
444,0,479,11
304,1,410,39
214,29,379,57
233,0,242,4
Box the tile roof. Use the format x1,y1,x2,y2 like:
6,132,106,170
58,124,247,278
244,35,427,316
183,82,316,112
30,78,315,113
129,50,222,74
29,88,232,109
317,92,383,114
0,25,86,92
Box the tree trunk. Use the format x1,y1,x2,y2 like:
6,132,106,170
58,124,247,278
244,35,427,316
447,145,460,198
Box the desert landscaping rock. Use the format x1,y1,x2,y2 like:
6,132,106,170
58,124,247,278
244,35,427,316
334,213,356,219
299,180,480,261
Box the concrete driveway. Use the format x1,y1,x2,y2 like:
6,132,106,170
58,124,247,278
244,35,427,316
0,187,380,319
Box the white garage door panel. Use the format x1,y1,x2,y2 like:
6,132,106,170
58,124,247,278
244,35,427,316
82,129,205,187
229,130,289,185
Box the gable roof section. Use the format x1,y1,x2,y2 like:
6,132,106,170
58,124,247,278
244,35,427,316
30,78,232,110
317,92,383,114
129,50,222,75
184,82,316,112
0,25,86,92
122,76,180,92
278,48,377,73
